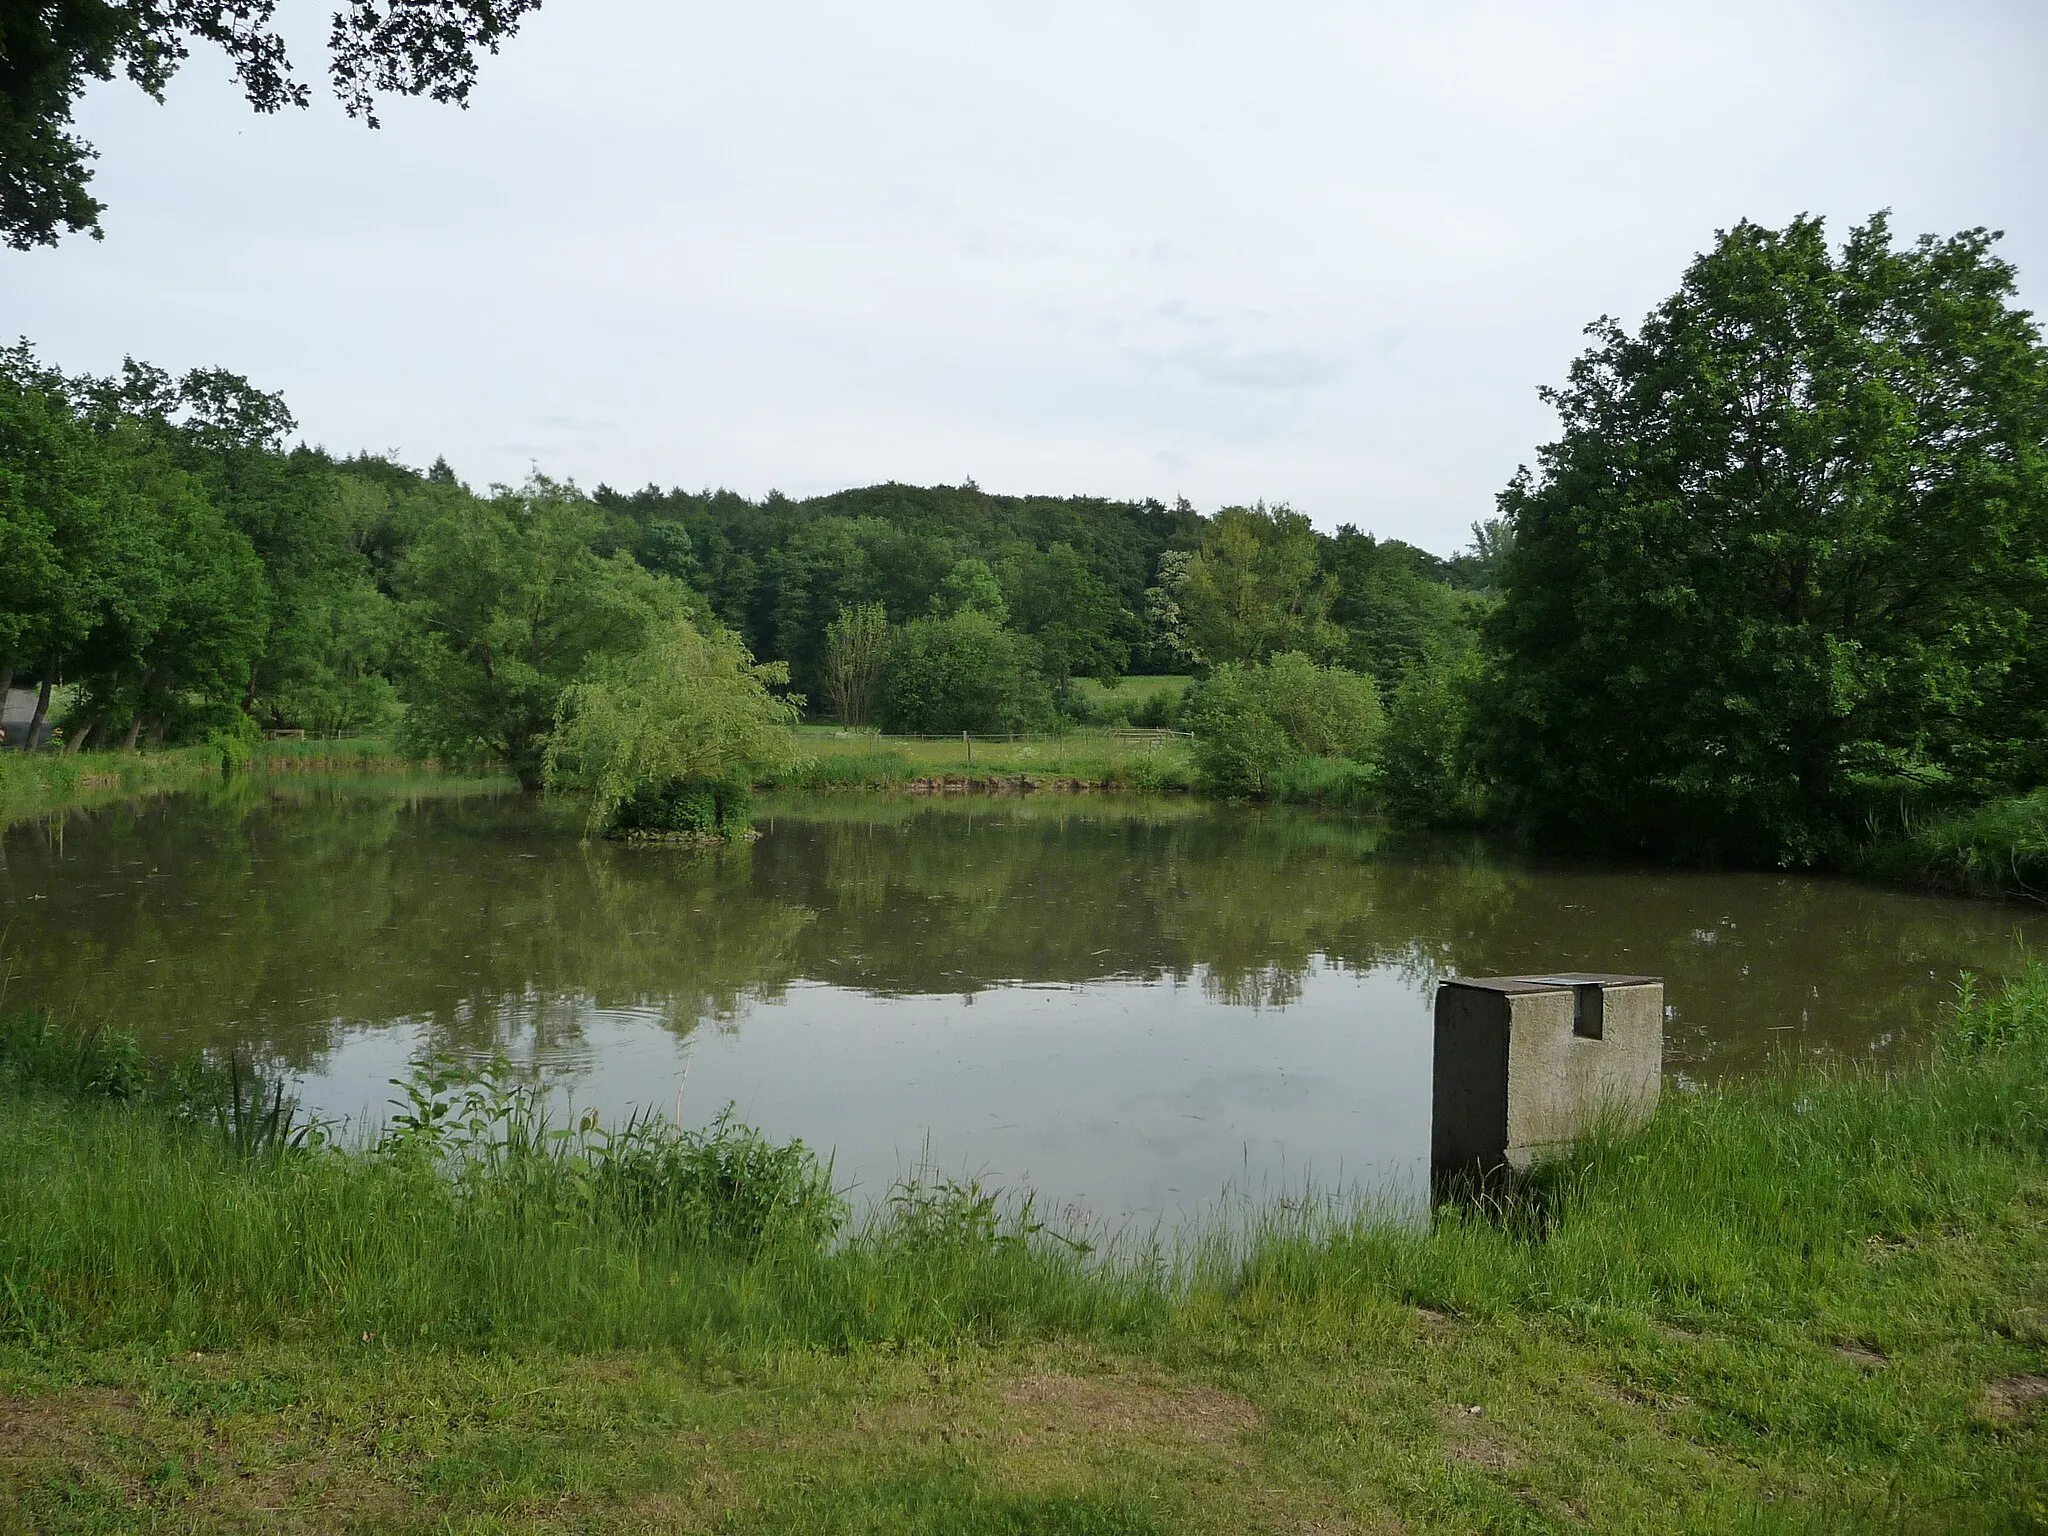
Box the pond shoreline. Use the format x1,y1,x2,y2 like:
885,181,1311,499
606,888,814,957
9,743,2048,912
2,964,2044,1528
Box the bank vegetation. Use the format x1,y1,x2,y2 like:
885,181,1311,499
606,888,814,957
2,957,2044,1529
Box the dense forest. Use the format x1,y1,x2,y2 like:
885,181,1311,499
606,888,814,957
0,340,1495,772
6,213,2045,871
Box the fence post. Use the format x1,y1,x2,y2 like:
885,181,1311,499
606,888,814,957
963,731,972,770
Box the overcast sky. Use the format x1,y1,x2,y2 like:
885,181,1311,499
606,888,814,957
6,1,2045,553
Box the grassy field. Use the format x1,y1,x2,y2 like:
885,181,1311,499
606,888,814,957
768,727,1198,794
2,963,2045,1531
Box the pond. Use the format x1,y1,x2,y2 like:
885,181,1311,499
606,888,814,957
2,784,2038,1231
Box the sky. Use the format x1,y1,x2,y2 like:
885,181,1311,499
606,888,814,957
6,0,2046,554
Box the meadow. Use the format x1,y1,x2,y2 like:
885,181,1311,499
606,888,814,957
764,726,1199,795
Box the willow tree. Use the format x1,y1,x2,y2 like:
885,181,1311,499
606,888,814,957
545,616,801,839
394,477,683,789
1477,214,2048,862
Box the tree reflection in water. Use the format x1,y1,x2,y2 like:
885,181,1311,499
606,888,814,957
2,787,2040,1154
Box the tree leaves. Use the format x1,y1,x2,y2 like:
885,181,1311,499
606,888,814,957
1479,214,2048,861
0,0,544,247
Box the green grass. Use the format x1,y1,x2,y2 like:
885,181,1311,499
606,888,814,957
0,744,224,827
1861,790,2048,903
0,737,504,828
2,965,2046,1530
767,728,1197,794
1068,676,1194,707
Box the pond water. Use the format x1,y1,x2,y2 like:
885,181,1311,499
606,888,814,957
2,784,2039,1230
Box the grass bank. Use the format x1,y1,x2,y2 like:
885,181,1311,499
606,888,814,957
0,738,485,828
1859,790,2048,904
0,744,225,827
766,727,1198,795
3,967,2046,1531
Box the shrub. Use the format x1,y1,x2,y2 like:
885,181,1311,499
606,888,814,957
880,611,1048,735
1252,651,1381,758
1184,653,1379,796
1860,789,2048,901
608,774,753,838
1379,653,1485,827
1130,687,1183,729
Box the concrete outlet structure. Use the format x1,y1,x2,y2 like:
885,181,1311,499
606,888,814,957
1431,973,1664,1174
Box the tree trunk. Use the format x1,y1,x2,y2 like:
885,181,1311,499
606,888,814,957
122,713,143,751
67,720,95,753
25,672,54,752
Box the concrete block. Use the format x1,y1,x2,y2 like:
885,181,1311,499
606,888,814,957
1431,973,1663,1173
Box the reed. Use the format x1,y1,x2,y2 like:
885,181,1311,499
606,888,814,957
0,744,223,826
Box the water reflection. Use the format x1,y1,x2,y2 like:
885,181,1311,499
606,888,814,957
2,786,2038,1225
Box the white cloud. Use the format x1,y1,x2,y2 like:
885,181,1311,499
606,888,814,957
5,0,2044,552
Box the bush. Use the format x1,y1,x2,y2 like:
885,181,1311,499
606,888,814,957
1379,654,1485,827
880,611,1048,735
1131,687,1183,729
1183,653,1379,796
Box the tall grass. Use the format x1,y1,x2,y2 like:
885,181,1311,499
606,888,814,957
1,959,2044,1358
0,744,222,826
0,1025,1158,1353
1860,788,2048,902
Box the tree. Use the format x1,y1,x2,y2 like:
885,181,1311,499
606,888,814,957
2,0,545,248
0,343,135,744
1477,214,2048,861
73,358,395,731
880,610,1045,735
264,572,400,736
755,516,874,701
1380,650,1484,828
1322,527,1479,689
1005,541,1132,685
821,602,890,726
65,459,268,747
393,477,689,788
929,557,1007,622
1165,504,1340,666
545,615,800,837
